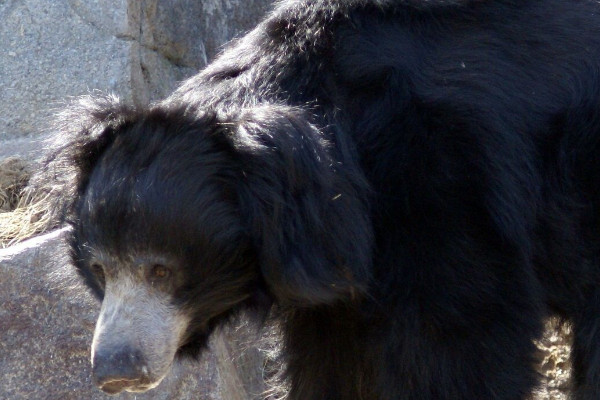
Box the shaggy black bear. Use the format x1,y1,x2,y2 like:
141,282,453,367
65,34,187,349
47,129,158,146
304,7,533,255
38,0,600,398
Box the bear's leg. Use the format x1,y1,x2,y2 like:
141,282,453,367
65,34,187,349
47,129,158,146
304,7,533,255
282,297,543,400
368,308,544,400
283,306,373,400
571,292,600,400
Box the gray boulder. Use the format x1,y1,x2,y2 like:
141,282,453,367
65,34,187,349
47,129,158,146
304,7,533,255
0,0,272,141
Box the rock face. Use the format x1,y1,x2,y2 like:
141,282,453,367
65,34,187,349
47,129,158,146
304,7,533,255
0,0,272,141
1,1,131,141
129,0,273,105
0,229,272,399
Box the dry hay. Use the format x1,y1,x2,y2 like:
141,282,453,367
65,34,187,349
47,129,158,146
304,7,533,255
0,158,29,212
0,158,52,248
0,197,53,249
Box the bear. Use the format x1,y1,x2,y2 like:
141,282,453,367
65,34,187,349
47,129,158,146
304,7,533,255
34,0,600,398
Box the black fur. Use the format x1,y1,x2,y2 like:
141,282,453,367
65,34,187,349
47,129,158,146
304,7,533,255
39,0,600,398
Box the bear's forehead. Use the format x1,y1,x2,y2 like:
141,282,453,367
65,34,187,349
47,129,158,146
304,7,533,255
80,160,237,239
75,165,247,270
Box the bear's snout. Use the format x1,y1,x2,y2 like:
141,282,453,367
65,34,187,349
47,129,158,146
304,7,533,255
89,272,192,394
92,345,152,394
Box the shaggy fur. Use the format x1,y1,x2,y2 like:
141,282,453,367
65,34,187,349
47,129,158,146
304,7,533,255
34,0,600,398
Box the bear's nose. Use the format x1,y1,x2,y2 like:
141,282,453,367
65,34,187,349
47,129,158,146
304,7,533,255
92,346,150,394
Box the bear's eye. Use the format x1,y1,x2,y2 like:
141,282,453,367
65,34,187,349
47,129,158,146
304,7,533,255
151,264,171,280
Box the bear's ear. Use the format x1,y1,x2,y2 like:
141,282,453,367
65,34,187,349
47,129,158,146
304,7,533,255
28,94,137,226
226,105,373,306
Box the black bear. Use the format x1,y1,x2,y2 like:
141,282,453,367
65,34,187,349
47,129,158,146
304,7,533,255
38,0,600,398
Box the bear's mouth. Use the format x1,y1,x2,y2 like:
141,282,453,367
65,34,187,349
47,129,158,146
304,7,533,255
99,379,158,395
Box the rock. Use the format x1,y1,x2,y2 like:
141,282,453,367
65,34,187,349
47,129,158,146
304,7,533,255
130,0,273,105
0,0,273,140
0,137,44,160
0,0,132,140
0,229,272,399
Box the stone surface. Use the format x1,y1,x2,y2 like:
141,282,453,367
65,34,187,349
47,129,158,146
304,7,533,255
0,0,272,141
130,0,272,105
0,229,272,399
0,137,45,160
0,0,132,140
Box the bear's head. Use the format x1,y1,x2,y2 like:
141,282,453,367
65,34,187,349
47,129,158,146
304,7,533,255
46,95,372,393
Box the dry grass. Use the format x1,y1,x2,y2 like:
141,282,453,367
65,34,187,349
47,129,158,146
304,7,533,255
0,157,52,248
0,158,29,212
0,196,53,248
